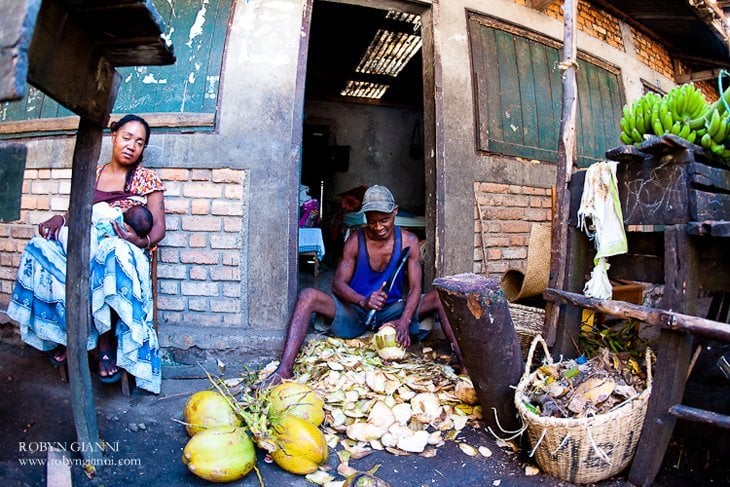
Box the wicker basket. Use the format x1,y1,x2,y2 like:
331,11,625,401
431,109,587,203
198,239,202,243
508,303,545,356
514,335,652,484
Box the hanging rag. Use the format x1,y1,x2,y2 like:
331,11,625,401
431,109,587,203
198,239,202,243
577,160,628,299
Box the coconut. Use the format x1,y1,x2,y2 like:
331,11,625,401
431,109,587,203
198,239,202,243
373,324,406,361
267,382,325,427
183,390,242,436
182,426,255,482
270,415,328,475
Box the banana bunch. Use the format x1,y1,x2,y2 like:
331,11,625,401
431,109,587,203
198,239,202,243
619,92,662,144
616,82,730,159
699,108,730,158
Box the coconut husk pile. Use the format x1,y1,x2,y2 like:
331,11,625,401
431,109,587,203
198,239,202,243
522,347,649,419
258,336,484,459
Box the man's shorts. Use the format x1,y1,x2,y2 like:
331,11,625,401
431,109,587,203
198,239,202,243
312,295,430,340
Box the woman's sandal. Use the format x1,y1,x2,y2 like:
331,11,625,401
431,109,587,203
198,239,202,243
48,346,67,367
98,349,121,384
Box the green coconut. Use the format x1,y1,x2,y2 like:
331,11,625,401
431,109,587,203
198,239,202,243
183,390,242,436
182,426,255,482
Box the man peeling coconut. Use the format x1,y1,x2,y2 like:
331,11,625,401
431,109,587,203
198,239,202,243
262,185,464,387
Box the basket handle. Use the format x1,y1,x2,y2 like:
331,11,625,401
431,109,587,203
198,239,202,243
520,334,553,384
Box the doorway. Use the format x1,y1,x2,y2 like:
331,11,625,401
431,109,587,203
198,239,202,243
298,0,429,289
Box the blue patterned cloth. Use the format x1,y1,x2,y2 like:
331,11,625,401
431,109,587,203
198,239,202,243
8,235,161,393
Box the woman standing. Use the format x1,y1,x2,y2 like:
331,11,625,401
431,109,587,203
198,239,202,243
8,114,166,393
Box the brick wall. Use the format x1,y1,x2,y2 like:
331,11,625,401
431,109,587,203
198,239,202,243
543,1,624,51
473,182,552,279
0,167,248,329
631,27,674,80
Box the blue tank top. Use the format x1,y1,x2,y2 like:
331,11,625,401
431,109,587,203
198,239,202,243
350,227,405,306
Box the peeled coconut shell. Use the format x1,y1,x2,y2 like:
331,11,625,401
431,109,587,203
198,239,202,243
374,324,406,361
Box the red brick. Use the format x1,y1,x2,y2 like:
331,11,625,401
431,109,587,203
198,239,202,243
165,199,190,214
181,216,222,232
191,200,210,215
189,234,207,248
479,182,509,194
503,221,530,233
190,267,208,280
180,250,219,265
160,169,190,181
212,169,245,184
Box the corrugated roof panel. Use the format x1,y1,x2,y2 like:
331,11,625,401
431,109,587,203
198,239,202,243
355,30,422,78
341,80,389,99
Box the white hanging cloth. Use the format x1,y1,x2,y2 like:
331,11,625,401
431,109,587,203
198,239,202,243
577,160,628,299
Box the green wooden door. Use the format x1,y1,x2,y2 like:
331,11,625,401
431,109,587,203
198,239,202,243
0,0,233,132
469,15,625,167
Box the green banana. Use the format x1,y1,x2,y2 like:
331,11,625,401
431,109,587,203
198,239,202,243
679,123,691,139
715,115,729,143
708,109,721,138
631,127,643,143
636,112,646,135
620,132,634,145
662,110,674,132
653,118,665,136
620,117,630,135
686,130,697,144
670,121,682,136
711,141,725,156
701,133,714,150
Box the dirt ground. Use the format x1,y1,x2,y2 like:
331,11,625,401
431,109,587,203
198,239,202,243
0,337,727,487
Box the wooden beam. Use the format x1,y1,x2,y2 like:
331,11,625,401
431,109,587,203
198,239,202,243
630,226,698,486
687,220,730,237
0,0,41,102
27,0,119,127
544,0,578,346
543,288,730,342
676,68,723,84
0,112,215,135
669,404,730,429
65,117,105,465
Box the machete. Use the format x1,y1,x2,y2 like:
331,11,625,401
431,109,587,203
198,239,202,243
363,246,411,327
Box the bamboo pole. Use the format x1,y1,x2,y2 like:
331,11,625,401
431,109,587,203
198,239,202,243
544,0,578,345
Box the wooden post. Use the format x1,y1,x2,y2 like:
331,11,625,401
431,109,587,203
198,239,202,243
433,273,523,432
629,225,698,486
544,0,578,346
65,117,104,464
